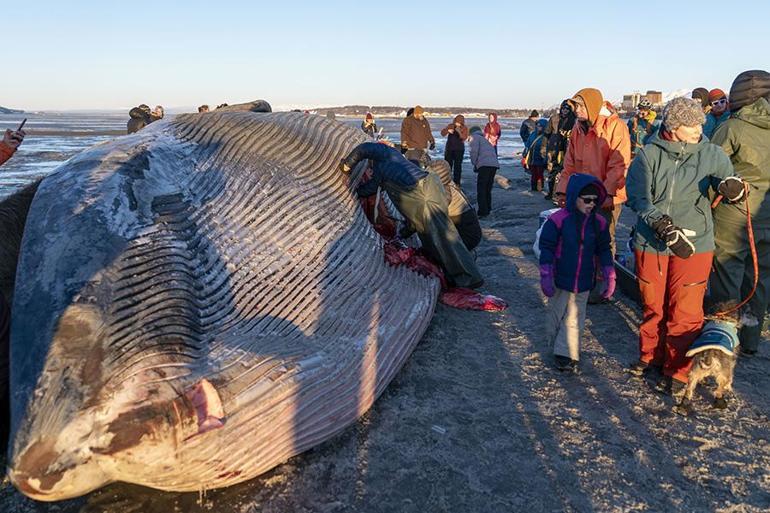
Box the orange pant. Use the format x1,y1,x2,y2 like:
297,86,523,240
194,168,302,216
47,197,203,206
635,251,712,383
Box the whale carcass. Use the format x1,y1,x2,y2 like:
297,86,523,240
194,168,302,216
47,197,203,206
8,112,439,500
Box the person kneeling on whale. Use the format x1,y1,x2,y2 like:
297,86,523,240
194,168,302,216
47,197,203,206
427,160,482,252
340,142,484,289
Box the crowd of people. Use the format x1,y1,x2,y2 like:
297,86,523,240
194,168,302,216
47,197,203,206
352,69,768,406
5,69,767,413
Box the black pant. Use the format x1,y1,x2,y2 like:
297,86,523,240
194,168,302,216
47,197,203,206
476,166,497,216
444,149,464,186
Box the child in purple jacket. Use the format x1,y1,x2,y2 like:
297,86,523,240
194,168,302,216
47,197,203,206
538,173,616,372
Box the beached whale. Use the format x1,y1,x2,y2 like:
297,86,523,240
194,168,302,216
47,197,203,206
7,111,439,501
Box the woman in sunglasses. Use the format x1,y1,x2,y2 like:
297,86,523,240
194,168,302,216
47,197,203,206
625,97,745,396
703,89,730,139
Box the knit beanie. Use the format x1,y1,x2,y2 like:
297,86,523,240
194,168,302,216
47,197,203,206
530,110,539,118
579,183,600,197
469,125,483,135
662,97,706,132
413,105,424,116
570,88,604,126
691,87,710,108
708,88,727,102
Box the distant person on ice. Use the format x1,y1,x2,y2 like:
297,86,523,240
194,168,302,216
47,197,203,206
520,110,539,149
400,106,435,163
538,173,615,372
361,112,378,138
440,115,468,185
340,142,483,289
468,126,500,218
483,112,501,155
127,104,152,134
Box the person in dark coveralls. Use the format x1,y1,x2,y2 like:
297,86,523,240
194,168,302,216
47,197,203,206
340,142,483,289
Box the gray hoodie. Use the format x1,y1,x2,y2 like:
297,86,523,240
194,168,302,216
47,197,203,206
468,129,499,170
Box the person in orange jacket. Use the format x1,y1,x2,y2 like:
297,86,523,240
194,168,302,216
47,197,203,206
0,126,25,166
554,88,631,302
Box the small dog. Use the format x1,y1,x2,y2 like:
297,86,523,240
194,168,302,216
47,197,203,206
674,303,757,415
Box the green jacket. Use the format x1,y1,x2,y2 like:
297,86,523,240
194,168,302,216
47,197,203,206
626,132,735,255
711,97,770,226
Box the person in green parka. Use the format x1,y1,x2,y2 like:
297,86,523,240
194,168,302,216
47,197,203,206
625,97,743,391
710,69,770,356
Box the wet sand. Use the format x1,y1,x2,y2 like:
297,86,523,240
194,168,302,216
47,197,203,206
2,161,768,512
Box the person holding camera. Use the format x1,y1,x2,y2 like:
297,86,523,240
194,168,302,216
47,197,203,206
440,115,469,185
625,97,744,394
0,125,25,166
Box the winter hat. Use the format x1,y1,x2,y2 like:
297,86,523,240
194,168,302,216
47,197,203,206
365,112,373,120
570,88,604,125
661,97,706,132
529,110,539,118
413,105,424,116
691,87,710,108
469,125,483,135
728,69,770,112
708,88,727,102
578,183,600,197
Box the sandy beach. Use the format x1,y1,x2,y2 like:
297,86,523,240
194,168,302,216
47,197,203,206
2,159,767,513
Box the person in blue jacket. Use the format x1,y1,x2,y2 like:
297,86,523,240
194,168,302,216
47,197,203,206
538,173,616,371
523,119,549,191
340,142,483,289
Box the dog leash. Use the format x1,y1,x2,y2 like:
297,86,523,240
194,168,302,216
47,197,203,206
711,181,758,316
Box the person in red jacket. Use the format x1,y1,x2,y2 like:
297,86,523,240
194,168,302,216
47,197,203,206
1,123,25,447
0,126,25,166
483,112,502,155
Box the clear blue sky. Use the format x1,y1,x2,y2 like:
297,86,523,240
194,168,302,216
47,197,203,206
3,0,769,111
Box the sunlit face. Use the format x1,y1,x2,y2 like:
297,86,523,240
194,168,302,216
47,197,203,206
673,124,702,144
638,108,650,118
711,97,728,115
576,195,598,214
574,101,588,121
488,114,494,122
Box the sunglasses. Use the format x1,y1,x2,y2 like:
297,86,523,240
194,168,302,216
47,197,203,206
711,98,727,106
578,196,598,204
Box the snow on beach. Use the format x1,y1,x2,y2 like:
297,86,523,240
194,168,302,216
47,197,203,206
0,115,768,513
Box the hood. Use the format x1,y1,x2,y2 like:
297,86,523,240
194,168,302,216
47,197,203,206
648,130,707,157
469,125,483,135
565,173,606,214
572,88,603,126
734,97,770,129
129,106,150,120
536,118,548,130
453,114,466,125
729,70,770,112
487,113,498,123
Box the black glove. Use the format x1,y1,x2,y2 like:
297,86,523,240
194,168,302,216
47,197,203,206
718,176,747,202
652,216,695,258
429,142,436,151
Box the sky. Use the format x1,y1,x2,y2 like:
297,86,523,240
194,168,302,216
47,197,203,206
3,0,769,111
